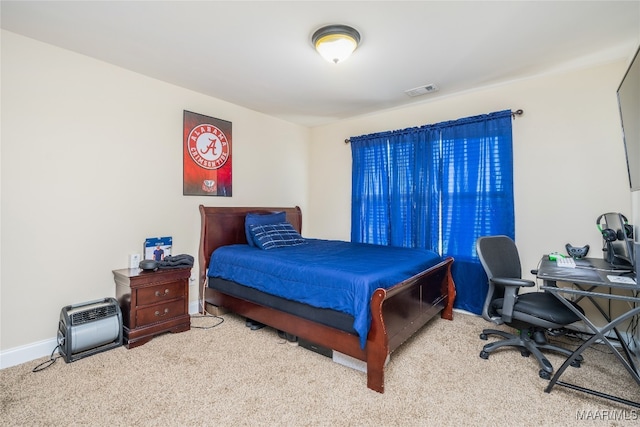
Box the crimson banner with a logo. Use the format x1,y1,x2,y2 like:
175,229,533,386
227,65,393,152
183,110,232,196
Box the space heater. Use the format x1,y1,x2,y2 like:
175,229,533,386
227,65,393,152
57,297,123,363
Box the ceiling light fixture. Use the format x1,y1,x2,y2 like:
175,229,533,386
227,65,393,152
312,24,361,64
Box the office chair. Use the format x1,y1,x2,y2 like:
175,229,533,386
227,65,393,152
476,235,584,379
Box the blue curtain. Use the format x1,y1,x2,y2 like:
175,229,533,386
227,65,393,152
350,110,514,314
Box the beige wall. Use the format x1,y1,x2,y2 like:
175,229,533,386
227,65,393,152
2,29,638,366
0,31,310,361
308,61,635,285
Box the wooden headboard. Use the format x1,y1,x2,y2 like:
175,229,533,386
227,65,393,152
198,205,303,287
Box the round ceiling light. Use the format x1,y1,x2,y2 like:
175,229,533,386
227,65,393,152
312,24,361,64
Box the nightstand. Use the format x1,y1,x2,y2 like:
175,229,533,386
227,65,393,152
113,267,191,349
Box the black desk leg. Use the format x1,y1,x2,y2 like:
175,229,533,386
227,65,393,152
573,283,639,374
544,305,640,408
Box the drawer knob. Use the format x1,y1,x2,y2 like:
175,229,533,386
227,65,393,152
154,308,170,317
155,289,170,297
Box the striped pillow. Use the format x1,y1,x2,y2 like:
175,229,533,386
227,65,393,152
244,212,286,247
249,222,307,250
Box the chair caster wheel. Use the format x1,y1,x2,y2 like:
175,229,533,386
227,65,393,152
570,360,581,368
480,350,489,359
479,333,488,340
539,370,551,380
520,350,530,357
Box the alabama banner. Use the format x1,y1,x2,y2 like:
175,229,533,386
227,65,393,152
183,110,232,196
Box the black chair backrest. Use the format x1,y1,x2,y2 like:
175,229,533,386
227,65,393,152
477,235,522,282
477,235,523,321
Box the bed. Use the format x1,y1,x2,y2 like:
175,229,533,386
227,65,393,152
198,205,456,393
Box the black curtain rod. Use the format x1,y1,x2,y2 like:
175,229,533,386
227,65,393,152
344,109,524,144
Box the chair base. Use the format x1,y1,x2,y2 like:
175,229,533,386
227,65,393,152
479,327,582,379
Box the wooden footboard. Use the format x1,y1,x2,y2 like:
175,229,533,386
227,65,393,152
198,205,456,393
366,256,455,392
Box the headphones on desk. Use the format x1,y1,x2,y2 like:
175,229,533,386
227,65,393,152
596,213,634,242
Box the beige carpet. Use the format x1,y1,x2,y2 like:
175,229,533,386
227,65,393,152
1,312,639,426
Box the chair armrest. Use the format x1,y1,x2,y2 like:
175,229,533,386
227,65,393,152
491,277,535,322
491,277,535,288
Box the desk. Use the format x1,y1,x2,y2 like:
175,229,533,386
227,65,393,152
536,256,640,408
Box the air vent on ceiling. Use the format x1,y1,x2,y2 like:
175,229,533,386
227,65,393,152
405,84,439,97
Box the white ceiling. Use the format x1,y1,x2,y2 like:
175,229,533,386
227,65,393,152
2,1,639,127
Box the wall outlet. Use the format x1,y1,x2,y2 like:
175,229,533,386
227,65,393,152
128,253,141,269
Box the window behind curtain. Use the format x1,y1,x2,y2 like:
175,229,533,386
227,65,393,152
350,110,514,314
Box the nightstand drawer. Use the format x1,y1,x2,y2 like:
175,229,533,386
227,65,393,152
137,281,185,306
136,299,185,327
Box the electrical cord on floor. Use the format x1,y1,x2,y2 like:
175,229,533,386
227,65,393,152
190,276,226,329
190,312,224,329
551,329,634,357
32,344,61,373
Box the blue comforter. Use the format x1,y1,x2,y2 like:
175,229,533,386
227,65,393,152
208,239,442,348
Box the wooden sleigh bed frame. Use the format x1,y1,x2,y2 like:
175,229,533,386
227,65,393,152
198,205,456,393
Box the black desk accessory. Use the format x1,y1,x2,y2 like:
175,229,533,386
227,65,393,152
565,243,589,259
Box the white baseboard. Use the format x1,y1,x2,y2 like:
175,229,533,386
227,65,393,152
189,300,200,315
0,337,59,369
453,308,478,317
1,303,203,370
